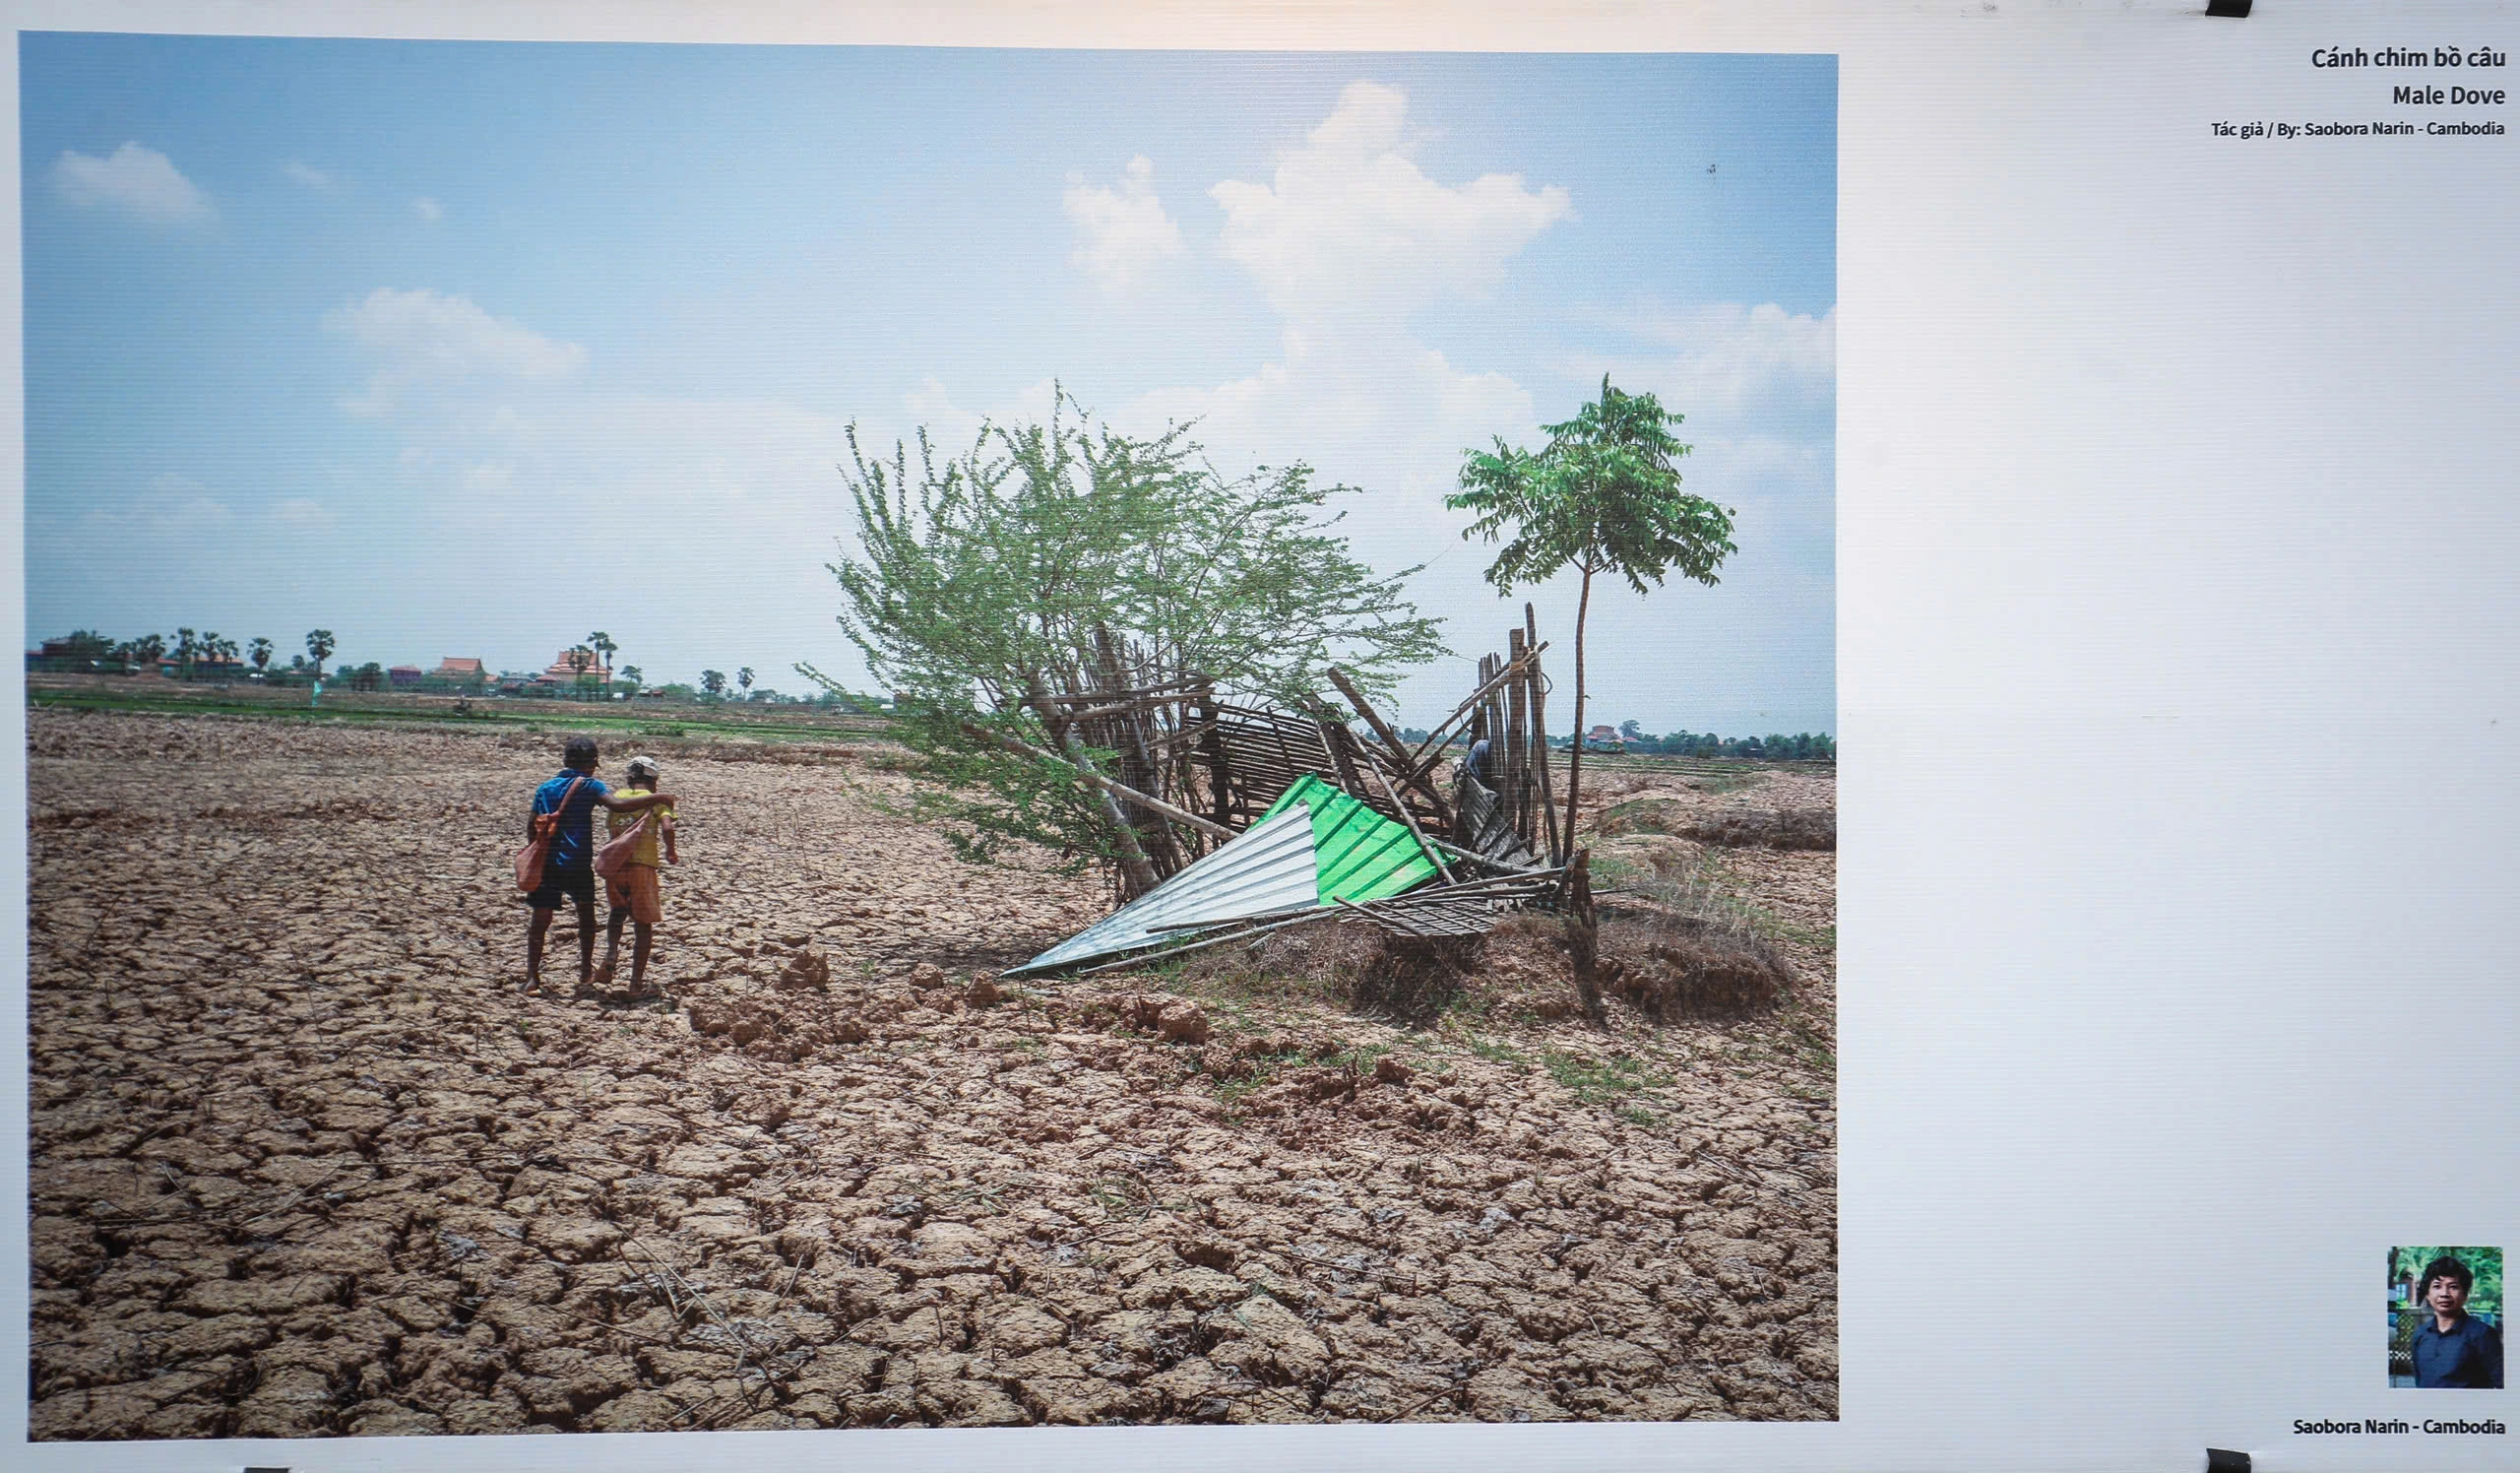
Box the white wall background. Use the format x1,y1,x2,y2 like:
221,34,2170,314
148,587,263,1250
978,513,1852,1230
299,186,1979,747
4,3,2514,1471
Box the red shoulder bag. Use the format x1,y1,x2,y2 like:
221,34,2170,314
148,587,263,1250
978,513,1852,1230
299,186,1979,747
514,775,589,893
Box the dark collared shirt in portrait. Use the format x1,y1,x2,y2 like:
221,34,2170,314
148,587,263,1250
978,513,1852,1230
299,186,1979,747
2413,1313,2505,1388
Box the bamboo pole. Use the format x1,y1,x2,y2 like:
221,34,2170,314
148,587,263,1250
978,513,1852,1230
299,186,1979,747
960,720,1234,841
1404,642,1548,776
1525,603,1562,865
1327,666,1457,830
1365,753,1457,884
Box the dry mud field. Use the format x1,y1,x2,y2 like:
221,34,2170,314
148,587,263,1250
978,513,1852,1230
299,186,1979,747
27,710,1836,1438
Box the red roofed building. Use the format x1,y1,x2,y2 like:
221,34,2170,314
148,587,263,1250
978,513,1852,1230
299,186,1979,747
539,649,611,685
432,657,485,680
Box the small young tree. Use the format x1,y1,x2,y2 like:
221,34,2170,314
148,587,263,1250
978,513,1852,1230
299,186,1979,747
304,629,336,681
1450,375,1734,856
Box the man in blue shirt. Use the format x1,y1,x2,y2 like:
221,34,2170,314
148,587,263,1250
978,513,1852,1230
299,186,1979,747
2411,1254,2504,1388
1464,714,1496,790
524,736,677,993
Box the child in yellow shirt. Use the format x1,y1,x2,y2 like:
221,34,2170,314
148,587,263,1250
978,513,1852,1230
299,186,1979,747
594,754,678,993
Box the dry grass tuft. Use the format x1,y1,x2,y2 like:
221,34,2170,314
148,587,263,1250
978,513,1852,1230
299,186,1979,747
1597,797,1835,852
1596,862,1796,1018
1174,920,1477,1025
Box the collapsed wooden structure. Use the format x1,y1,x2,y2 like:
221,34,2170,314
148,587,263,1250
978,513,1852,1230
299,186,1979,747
1003,606,1580,979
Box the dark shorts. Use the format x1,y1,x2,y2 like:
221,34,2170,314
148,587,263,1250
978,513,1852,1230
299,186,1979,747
526,865,596,911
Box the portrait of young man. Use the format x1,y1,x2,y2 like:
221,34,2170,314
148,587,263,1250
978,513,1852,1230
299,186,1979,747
2410,1254,2506,1390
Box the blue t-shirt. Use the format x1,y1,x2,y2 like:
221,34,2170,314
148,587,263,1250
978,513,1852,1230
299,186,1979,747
2414,1313,2504,1388
533,770,610,872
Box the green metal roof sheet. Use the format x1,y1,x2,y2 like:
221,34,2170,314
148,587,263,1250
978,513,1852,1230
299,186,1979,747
1258,774,1439,906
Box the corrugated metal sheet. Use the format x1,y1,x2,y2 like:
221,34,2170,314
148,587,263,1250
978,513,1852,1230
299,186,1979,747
1258,775,1440,905
1006,803,1323,977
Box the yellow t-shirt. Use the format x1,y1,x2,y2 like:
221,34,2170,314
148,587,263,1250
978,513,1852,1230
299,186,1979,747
605,786,673,867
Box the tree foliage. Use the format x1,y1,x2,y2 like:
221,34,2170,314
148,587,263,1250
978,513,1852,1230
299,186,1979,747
1450,375,1734,852
2395,1246,2504,1313
1450,376,1733,601
815,388,1442,870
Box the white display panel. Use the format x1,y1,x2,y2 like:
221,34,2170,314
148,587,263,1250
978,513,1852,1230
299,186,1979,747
4,3,2512,1471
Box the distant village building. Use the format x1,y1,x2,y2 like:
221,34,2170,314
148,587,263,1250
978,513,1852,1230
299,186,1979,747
538,649,612,686
28,633,113,672
388,665,424,688
431,657,486,682
159,654,244,679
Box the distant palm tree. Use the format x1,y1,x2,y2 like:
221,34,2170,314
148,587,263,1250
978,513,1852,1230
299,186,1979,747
248,637,274,672
588,630,618,686
304,629,336,680
736,667,754,697
175,626,198,677
563,645,598,697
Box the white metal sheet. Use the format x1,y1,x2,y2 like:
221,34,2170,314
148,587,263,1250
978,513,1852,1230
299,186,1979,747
1007,803,1322,976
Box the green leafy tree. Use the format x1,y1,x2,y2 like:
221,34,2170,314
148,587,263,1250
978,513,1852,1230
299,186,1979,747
248,637,274,672
618,664,643,694
1450,375,1734,855
304,629,336,681
53,629,112,662
2394,1247,2503,1313
819,388,1442,874
700,669,726,699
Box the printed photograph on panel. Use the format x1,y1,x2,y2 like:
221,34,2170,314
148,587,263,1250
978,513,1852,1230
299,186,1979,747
23,34,1838,1435
2391,1247,2505,1389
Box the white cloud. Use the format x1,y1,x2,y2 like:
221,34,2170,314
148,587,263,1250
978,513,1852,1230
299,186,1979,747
267,498,338,531
1209,81,1570,324
79,475,235,537
1062,155,1183,293
1567,302,1835,434
1059,81,1571,532
1123,330,1531,498
325,288,588,416
282,160,331,188
413,195,443,223
52,143,211,224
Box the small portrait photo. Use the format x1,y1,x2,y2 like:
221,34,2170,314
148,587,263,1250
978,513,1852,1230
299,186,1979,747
2389,1247,2505,1388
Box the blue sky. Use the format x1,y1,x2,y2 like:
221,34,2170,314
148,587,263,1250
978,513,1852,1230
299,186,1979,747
23,34,1834,733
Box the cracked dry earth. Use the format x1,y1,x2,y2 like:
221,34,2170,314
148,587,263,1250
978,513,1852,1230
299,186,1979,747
27,710,1836,1438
